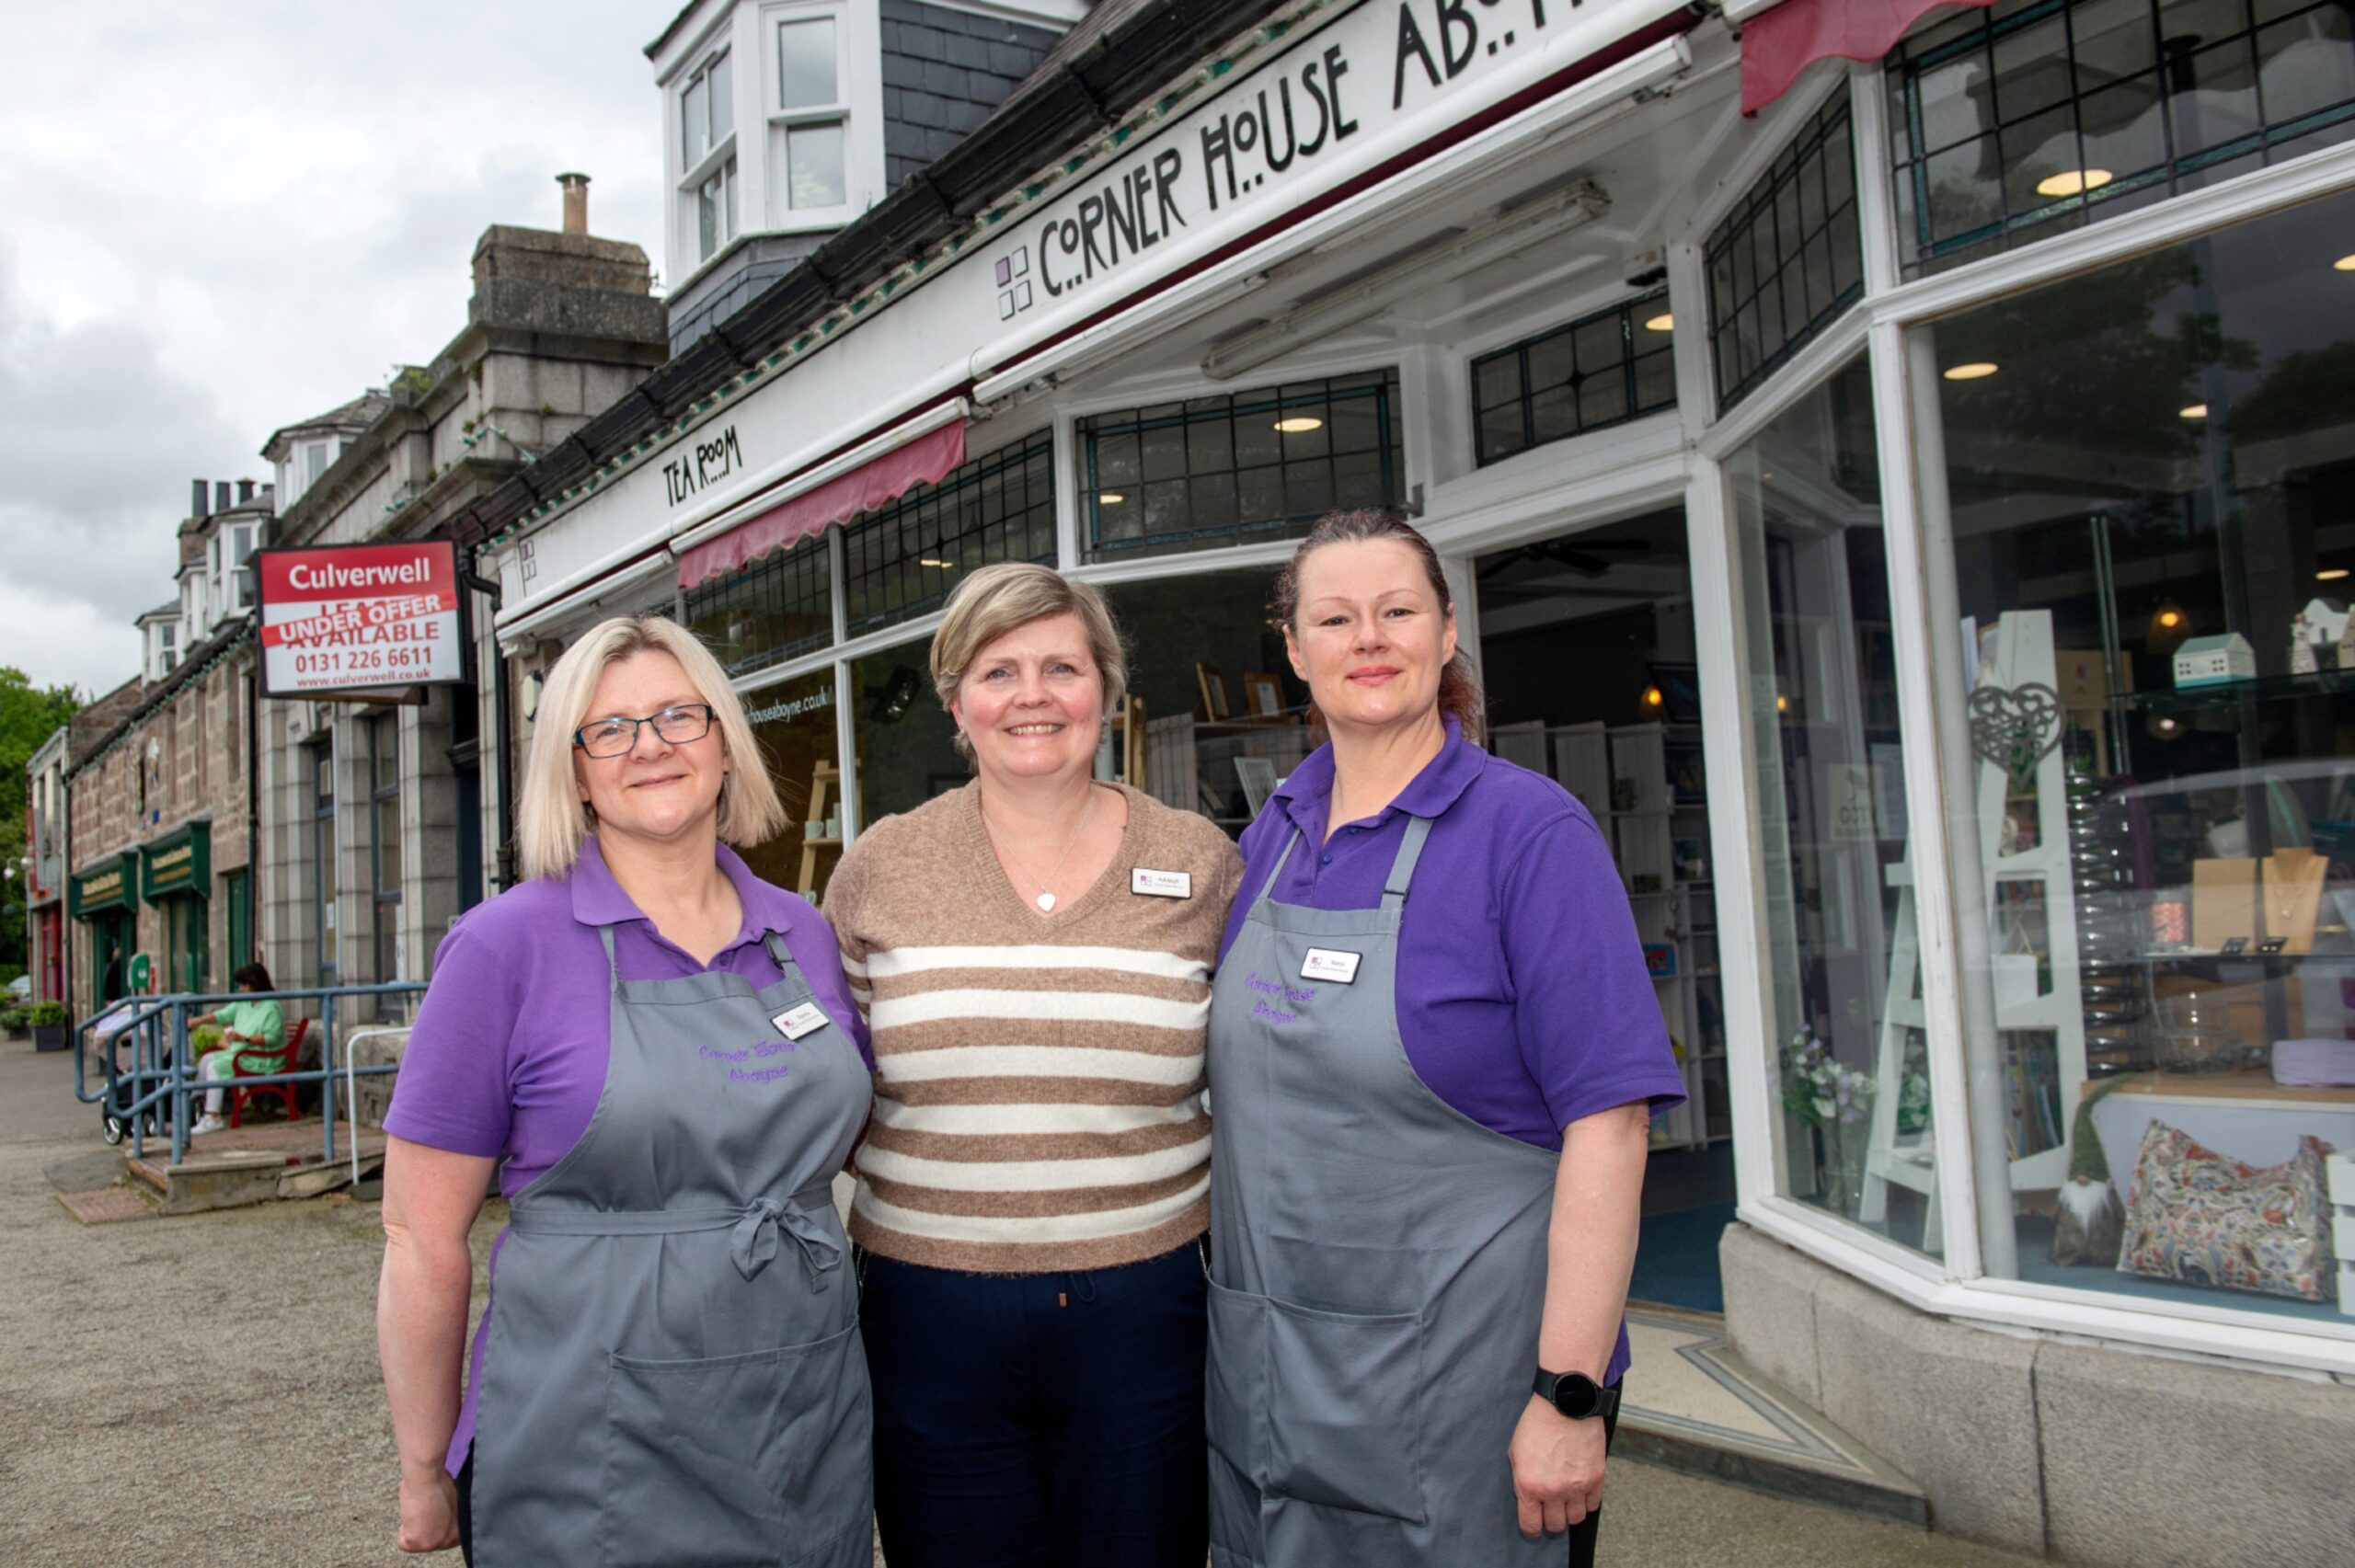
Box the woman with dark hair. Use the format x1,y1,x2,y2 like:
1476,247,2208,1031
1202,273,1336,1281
188,962,284,1136
1204,511,1685,1567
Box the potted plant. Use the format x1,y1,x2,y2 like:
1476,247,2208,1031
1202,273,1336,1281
0,1007,27,1041
27,1001,70,1053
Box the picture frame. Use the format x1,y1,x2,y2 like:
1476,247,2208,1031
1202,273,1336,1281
1242,672,1286,722
1196,662,1231,721
1234,756,1279,818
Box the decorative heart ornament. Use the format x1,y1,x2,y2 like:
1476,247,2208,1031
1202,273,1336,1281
1968,681,2064,791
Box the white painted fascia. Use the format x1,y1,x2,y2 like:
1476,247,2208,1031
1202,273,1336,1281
669,396,972,555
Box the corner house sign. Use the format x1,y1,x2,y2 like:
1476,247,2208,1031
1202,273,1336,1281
68,853,140,918
140,821,212,902
986,0,1671,323
256,541,466,698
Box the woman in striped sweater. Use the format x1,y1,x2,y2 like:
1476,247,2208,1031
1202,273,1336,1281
825,562,1241,1568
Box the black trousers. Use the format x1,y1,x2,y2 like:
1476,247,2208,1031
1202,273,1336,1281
454,1446,473,1565
862,1243,1211,1568
1564,1402,1620,1567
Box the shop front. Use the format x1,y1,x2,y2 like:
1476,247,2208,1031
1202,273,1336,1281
139,821,212,996
68,853,139,1009
478,0,2355,1553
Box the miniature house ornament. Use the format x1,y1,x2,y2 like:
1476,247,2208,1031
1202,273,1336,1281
2289,598,2349,674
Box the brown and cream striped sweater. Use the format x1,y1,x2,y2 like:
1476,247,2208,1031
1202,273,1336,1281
824,779,1241,1273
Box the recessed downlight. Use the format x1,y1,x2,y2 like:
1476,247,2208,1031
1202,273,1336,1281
1644,313,1674,333
2179,404,2208,419
1097,492,1125,505
2321,567,2351,582
1273,416,1325,434
2036,168,2113,198
2335,255,2355,272
1943,361,1999,381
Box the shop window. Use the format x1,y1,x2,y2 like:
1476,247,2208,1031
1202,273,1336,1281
1078,372,1406,563
685,533,832,676
850,646,966,839
1913,186,2355,1322
311,739,337,987
841,430,1055,637
736,668,847,901
1471,290,1678,465
1706,93,1866,412
1727,356,1947,1258
1101,569,1312,835
1888,0,2355,279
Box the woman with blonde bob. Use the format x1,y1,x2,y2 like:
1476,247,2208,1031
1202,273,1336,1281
826,562,1239,1566
377,615,875,1567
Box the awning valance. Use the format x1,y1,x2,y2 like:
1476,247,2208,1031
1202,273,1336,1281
676,419,968,592
1740,0,1993,115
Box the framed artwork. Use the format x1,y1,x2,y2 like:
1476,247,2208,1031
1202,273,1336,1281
1196,662,1231,721
1664,742,1706,803
1646,662,1702,723
1242,672,1285,721
1234,756,1279,818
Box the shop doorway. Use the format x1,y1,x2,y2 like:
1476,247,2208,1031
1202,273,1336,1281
1476,507,1734,1313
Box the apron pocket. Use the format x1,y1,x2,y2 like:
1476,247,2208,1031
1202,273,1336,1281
1263,1297,1427,1525
1204,1279,1269,1483
601,1320,870,1568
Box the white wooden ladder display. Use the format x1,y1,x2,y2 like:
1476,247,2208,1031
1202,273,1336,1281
1862,610,2085,1242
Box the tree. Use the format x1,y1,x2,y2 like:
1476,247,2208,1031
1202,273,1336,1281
0,670,83,975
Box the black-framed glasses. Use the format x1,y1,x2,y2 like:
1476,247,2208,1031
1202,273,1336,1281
573,704,715,758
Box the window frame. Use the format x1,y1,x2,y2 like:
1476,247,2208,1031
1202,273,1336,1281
764,1,856,223
678,41,741,269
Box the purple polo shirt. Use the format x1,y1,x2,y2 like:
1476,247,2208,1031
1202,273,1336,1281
382,835,870,1473
1217,717,1685,1384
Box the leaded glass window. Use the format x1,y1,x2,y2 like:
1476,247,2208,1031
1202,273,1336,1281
842,430,1056,635
1888,0,2355,278
1078,372,1405,562
1706,93,1866,412
1471,290,1676,464
685,535,831,676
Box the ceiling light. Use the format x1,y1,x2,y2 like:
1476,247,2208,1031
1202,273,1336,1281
2320,567,2350,582
1774,693,1788,713
1097,492,1125,505
2156,608,2183,629
2035,168,2113,198
1643,684,1664,708
2179,404,2208,419
1643,313,1674,333
1943,361,1999,381
919,558,953,568
2336,255,2355,271
1273,416,1324,434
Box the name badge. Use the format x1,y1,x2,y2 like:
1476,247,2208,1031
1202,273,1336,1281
772,1001,830,1040
1301,948,1361,984
1132,868,1192,898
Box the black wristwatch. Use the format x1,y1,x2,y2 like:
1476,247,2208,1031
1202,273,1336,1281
1533,1368,1621,1422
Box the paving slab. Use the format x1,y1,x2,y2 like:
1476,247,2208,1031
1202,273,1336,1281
54,1186,155,1225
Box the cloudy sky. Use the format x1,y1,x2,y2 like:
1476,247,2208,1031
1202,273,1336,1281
0,3,671,698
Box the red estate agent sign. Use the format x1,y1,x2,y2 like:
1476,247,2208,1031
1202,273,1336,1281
256,541,467,697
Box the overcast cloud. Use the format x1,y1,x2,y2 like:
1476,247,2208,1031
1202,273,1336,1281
0,2,669,697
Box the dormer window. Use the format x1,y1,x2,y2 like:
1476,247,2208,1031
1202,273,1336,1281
775,12,847,212
681,47,739,266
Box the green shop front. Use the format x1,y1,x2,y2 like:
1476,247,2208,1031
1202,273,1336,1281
139,821,212,995
67,853,140,1008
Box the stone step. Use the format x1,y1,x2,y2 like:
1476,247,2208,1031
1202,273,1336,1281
126,1149,299,1215
1619,1304,1929,1529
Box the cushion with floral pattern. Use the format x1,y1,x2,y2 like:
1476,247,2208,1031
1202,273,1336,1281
2116,1121,2337,1303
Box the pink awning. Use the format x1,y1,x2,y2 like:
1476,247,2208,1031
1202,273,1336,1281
1740,0,1993,115
677,418,968,590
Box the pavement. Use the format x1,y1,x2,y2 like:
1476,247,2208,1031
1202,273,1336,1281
0,1036,2046,1566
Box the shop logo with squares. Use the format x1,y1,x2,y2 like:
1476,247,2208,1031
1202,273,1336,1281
995,247,1034,320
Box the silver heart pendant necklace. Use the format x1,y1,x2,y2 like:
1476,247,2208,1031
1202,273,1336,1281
982,788,1094,913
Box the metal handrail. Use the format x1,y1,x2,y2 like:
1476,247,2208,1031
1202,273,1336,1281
72,982,429,1170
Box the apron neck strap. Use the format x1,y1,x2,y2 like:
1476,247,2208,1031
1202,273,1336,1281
1381,815,1434,913
1250,829,1304,913
761,931,793,972
596,924,623,997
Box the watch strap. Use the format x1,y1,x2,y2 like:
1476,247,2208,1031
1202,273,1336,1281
1532,1368,1621,1421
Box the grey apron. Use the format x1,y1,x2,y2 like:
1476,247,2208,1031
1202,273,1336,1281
471,923,874,1568
1206,816,1563,1567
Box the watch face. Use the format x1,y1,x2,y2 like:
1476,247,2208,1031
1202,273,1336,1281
1554,1375,1599,1419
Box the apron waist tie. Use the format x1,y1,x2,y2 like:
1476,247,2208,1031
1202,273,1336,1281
509,1181,842,1288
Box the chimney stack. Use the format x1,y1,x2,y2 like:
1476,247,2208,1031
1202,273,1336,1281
191,479,210,519
213,481,231,513
237,478,256,505
557,172,591,236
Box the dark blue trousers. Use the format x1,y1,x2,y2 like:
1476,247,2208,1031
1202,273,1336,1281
860,1241,1210,1568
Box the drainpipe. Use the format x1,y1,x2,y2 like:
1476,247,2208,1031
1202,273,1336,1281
461,567,514,891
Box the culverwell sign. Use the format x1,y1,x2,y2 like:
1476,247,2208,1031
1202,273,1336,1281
256,541,466,697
